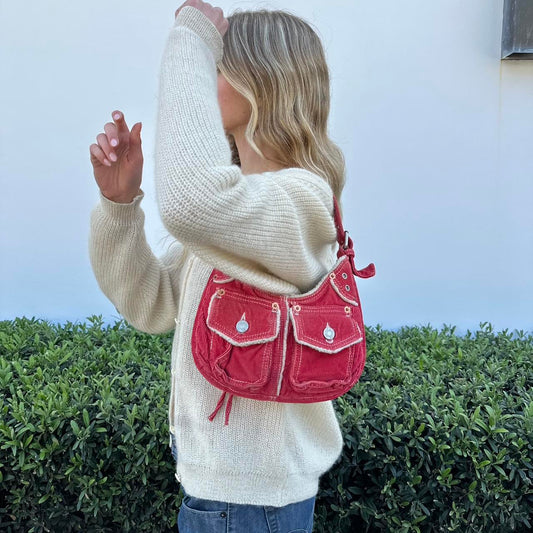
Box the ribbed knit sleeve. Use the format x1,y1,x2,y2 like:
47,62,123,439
154,7,337,294
88,191,186,334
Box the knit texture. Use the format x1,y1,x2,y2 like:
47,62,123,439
89,6,344,506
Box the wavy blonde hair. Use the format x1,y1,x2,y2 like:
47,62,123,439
219,9,346,200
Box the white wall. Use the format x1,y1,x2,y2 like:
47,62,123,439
1,0,531,333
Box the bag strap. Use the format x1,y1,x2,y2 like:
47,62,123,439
333,196,375,279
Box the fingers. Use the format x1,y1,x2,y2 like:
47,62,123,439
129,122,143,159
216,9,229,35
104,122,119,149
96,132,117,163
90,111,139,168
90,143,112,167
91,110,128,164
111,110,129,139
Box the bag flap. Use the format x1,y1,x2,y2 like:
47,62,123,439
289,305,363,354
207,289,281,346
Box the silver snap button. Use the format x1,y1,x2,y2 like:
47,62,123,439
345,285,351,291
342,273,348,279
236,319,249,333
323,324,335,342
220,512,227,518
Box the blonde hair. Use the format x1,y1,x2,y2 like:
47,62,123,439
219,9,346,200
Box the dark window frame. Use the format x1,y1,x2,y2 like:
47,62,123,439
502,0,533,60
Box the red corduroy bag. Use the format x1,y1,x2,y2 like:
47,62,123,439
191,196,375,425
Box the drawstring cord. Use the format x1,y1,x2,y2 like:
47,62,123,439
208,391,234,425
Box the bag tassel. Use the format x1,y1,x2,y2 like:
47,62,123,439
208,391,234,425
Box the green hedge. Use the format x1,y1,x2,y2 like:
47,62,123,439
0,317,177,532
0,317,532,532
317,323,533,533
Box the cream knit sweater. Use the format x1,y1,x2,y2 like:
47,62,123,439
89,6,344,507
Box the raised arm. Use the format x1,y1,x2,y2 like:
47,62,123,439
154,6,337,294
88,109,186,334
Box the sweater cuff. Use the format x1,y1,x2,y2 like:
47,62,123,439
174,6,224,65
98,189,145,224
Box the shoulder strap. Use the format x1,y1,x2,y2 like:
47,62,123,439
332,195,347,247
333,196,376,279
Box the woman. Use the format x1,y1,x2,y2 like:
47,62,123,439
89,0,348,531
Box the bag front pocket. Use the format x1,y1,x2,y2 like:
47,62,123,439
288,304,364,390
206,289,281,390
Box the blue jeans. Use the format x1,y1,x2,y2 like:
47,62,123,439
170,433,316,533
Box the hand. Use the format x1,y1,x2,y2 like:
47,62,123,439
175,0,228,37
89,111,143,204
